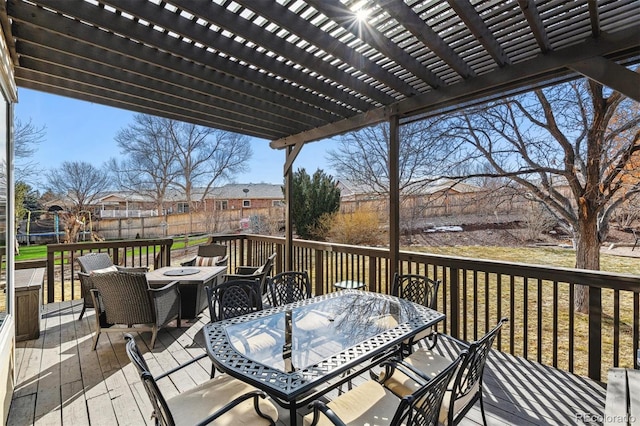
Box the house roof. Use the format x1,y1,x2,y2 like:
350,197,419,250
338,178,482,198
208,183,284,200
3,0,638,151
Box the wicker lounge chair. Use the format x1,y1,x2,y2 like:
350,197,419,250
180,243,228,267
88,271,181,350
76,252,148,320
223,252,276,306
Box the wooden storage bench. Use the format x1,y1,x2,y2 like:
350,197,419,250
15,268,44,341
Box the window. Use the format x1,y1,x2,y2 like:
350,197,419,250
242,200,251,208
215,200,228,210
272,200,285,207
177,202,189,213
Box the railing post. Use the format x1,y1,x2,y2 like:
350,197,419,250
46,246,55,303
449,267,460,339
369,257,377,293
588,286,602,381
314,250,324,295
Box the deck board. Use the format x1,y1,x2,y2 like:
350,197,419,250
8,301,606,426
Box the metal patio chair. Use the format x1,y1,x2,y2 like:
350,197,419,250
392,273,441,355
124,334,277,426
268,270,312,307
304,351,465,426
381,318,508,425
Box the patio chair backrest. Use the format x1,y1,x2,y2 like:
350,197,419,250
448,318,508,425
393,351,466,426
269,271,312,306
197,243,227,258
90,271,155,325
77,252,115,273
124,334,176,426
392,273,440,310
206,279,263,322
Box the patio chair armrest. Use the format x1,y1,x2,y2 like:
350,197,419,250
149,281,181,326
223,273,259,281
78,271,94,294
215,255,229,267
378,358,432,386
195,390,274,426
235,265,259,274
89,288,103,313
154,352,209,381
308,400,347,426
115,266,149,273
437,332,470,349
180,257,196,266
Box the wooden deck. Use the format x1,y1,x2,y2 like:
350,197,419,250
8,300,606,425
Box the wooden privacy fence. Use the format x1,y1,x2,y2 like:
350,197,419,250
45,238,173,304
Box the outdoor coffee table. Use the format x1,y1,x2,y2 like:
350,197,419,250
146,266,226,319
203,289,444,425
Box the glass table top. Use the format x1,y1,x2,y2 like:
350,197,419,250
225,292,421,373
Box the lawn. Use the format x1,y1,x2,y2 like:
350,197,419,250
415,245,640,275
14,236,209,263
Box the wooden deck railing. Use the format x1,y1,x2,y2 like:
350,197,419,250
39,233,639,381
212,234,640,382
45,238,173,304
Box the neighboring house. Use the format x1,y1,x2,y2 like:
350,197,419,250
338,178,485,216
203,183,285,212
42,184,286,218
95,192,158,218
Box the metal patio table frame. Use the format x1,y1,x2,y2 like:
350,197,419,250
203,289,445,425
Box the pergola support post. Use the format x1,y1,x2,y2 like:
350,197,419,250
388,114,400,288
284,145,296,272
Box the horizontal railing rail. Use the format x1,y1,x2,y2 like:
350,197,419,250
212,234,640,382
45,238,173,304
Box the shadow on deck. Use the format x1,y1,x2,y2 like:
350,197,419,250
8,301,605,425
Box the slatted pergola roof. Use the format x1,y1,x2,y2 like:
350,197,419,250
1,0,638,154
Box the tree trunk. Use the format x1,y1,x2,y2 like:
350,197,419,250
573,210,601,313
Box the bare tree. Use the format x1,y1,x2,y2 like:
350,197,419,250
111,114,180,215
47,161,110,242
167,120,251,231
328,120,456,196
443,77,640,312
14,117,45,182
112,115,252,226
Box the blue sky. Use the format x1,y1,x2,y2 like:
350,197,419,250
14,88,338,189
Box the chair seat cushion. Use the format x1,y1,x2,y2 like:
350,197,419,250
90,265,118,275
296,310,332,332
370,315,433,345
302,380,399,426
195,255,221,266
383,348,478,425
167,373,278,426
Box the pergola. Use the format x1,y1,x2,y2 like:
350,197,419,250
2,0,639,275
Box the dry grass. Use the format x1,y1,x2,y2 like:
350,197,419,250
411,245,639,379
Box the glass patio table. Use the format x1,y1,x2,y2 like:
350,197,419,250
203,289,445,425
